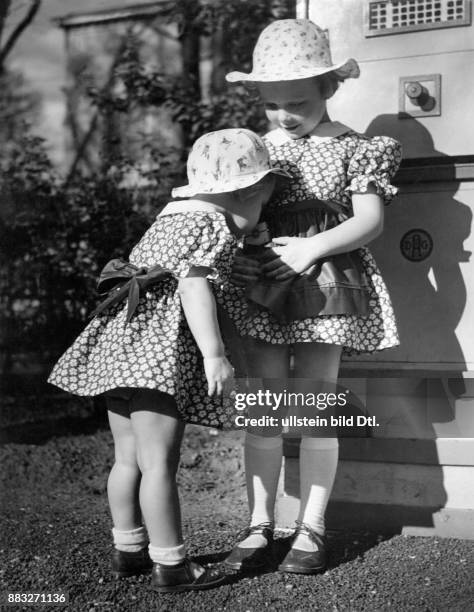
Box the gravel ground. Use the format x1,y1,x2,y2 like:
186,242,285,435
1,417,473,612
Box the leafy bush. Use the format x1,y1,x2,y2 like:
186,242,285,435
0,133,151,371
0,0,279,373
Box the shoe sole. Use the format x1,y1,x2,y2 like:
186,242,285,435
278,563,326,575
151,575,228,593
112,568,153,578
224,557,269,570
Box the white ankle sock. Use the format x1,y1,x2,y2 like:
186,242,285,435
293,436,338,552
148,543,186,566
112,526,148,552
238,433,282,549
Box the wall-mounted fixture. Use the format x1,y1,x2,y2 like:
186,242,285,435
399,74,441,118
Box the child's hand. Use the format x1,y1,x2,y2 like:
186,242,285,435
262,236,317,279
231,251,261,286
204,356,235,397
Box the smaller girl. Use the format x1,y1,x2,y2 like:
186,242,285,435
48,129,288,592
223,19,402,574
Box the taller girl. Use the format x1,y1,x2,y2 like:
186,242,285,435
224,19,402,574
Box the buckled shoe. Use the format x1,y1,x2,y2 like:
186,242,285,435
278,522,327,574
151,558,228,592
225,523,274,571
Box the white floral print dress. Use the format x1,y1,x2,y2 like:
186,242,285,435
218,122,403,354
48,209,239,428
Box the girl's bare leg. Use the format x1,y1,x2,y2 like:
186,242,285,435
130,391,185,549
292,343,342,551
129,391,217,582
240,340,290,547
107,406,149,554
107,409,142,531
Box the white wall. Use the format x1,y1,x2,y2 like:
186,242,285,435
301,0,474,157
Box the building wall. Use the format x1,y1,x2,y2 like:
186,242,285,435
8,0,137,169
305,0,474,157
298,0,474,371
276,0,474,537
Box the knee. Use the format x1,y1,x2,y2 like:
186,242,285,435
293,343,342,380
114,434,139,469
137,446,180,477
300,436,339,450
114,454,140,471
246,432,283,450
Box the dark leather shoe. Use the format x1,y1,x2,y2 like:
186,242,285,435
151,558,228,592
278,522,327,574
111,548,153,578
225,523,274,571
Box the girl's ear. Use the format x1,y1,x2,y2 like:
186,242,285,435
238,174,275,205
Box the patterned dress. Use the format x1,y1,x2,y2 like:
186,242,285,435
218,122,403,354
48,210,239,428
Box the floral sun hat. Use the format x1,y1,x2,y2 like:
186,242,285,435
172,128,290,198
226,19,359,83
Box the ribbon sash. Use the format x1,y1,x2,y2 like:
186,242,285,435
91,258,172,322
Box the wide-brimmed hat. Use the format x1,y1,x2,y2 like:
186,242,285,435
226,19,359,83
172,128,290,199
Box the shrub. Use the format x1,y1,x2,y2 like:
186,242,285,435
0,133,152,371
0,1,280,374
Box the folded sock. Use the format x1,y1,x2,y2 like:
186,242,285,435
148,543,186,566
294,436,339,550
292,529,324,553
112,526,148,553
237,433,281,549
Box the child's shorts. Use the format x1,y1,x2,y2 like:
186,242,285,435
105,388,178,418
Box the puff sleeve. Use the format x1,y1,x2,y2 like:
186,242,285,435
346,136,402,205
173,212,236,283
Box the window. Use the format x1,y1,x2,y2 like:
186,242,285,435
364,0,471,36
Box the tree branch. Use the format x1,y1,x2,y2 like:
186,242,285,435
0,0,41,73
0,0,12,47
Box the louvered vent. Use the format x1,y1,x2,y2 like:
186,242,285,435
365,0,471,36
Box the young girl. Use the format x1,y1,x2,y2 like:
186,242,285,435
48,128,288,592
223,19,402,574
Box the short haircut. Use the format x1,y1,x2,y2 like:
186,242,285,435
316,72,341,100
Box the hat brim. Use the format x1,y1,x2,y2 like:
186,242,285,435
226,58,359,83
171,167,290,199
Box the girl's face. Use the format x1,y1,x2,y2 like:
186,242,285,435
257,77,328,140
240,174,276,207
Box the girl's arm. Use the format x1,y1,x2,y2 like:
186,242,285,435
263,187,384,280
178,271,234,396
